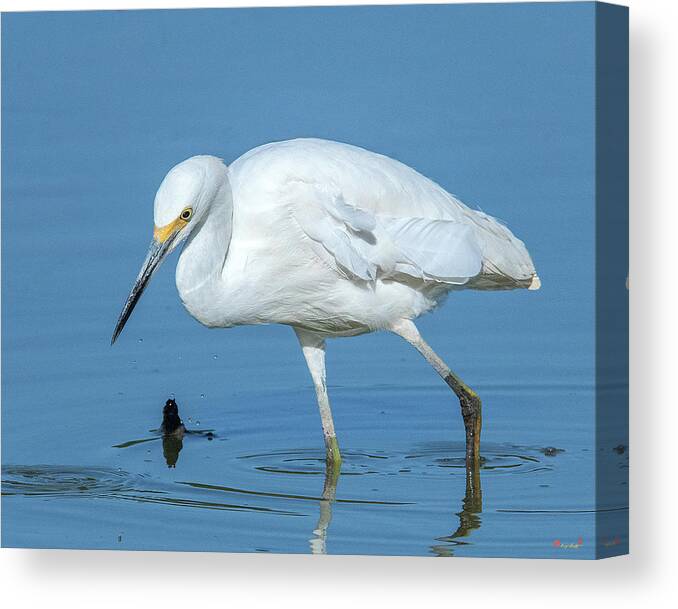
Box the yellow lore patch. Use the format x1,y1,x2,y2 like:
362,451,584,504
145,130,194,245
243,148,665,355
153,216,187,243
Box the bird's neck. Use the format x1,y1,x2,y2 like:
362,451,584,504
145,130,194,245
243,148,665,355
175,172,233,324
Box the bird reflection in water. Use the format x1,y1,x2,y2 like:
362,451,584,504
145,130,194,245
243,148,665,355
308,459,482,556
431,464,482,556
309,462,340,554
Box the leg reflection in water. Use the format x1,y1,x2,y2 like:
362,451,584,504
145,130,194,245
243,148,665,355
309,461,341,555
431,463,483,557
307,459,482,556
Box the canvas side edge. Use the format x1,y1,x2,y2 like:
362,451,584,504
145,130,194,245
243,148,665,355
594,1,629,559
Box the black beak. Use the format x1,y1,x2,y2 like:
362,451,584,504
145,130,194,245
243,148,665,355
111,235,176,345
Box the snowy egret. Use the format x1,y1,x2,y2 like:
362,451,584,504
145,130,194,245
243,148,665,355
112,138,539,468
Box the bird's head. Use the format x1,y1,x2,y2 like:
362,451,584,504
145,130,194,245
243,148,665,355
111,155,227,344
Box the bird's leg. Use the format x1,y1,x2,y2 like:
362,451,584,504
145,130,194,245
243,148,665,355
390,319,482,468
295,328,342,468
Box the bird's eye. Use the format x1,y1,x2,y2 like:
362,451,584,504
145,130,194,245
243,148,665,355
180,208,193,221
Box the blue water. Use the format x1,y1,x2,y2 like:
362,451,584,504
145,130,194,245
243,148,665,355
1,3,627,557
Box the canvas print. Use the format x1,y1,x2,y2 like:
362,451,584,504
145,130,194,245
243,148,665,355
1,2,629,558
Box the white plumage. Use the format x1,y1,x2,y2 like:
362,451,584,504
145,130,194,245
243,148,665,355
113,137,540,467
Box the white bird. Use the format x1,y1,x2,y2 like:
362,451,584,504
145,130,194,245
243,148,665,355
112,138,540,469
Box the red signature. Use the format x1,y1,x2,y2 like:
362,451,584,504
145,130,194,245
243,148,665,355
600,536,623,547
553,537,584,549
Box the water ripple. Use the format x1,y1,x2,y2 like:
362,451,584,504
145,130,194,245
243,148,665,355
1,465,140,497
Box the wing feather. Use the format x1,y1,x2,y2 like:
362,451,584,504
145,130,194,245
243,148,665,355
290,180,483,285
381,217,483,284
323,193,376,233
290,182,377,281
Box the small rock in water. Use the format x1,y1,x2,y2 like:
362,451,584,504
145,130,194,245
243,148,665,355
613,444,627,455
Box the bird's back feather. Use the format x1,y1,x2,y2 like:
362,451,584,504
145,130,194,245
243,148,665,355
229,138,538,291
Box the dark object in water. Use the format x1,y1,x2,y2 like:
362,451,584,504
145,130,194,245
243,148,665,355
160,398,186,436
160,398,185,468
613,444,627,455
541,446,563,457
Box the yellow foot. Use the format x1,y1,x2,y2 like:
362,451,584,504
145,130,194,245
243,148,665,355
466,398,482,468
457,388,482,468
443,372,483,467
